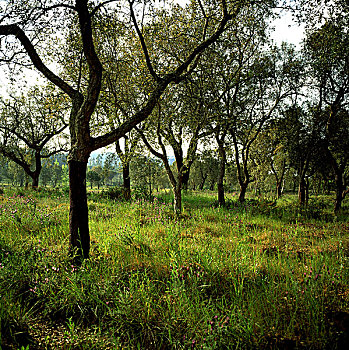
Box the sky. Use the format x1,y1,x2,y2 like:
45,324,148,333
270,11,305,48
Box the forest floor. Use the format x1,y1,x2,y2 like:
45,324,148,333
0,187,349,349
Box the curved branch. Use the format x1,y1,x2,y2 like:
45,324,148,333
76,0,103,119
0,24,77,98
129,0,159,81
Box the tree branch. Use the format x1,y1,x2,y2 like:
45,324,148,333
129,0,159,81
0,24,77,98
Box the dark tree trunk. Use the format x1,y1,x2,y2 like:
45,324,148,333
69,160,90,261
325,147,347,213
122,161,131,200
217,145,226,206
298,176,306,205
239,182,248,202
334,172,344,213
218,182,225,206
32,173,39,188
182,168,190,191
32,152,42,188
276,182,282,199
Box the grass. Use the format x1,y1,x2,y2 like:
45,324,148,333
0,187,348,349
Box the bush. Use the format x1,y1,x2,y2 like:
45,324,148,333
132,186,154,201
102,186,124,201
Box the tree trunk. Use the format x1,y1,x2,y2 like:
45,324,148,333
276,182,282,200
173,183,182,215
32,173,40,188
334,172,344,213
122,161,131,200
218,182,225,206
274,171,284,200
298,176,306,205
69,160,90,261
217,145,226,206
32,152,42,189
239,182,248,202
182,168,190,191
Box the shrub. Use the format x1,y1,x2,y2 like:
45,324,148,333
132,186,154,202
102,186,124,201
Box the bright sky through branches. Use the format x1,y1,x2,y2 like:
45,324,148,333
0,0,304,98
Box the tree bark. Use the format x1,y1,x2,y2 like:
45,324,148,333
334,171,345,213
69,160,90,261
182,169,190,191
239,182,248,202
276,182,282,199
173,182,182,215
32,173,40,188
122,161,131,200
298,175,306,205
217,144,226,206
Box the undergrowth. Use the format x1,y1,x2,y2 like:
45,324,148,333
0,189,348,349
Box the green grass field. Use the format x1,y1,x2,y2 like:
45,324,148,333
0,188,348,349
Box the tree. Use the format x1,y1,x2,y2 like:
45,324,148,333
190,151,220,191
190,3,297,205
279,106,325,204
250,123,290,199
137,83,212,214
0,86,68,188
305,20,349,212
86,168,101,189
226,44,303,202
130,154,165,197
1,0,239,259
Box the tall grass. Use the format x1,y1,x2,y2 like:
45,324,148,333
0,188,348,349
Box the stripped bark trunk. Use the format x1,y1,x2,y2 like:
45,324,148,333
69,160,90,260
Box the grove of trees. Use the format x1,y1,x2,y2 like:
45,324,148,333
0,0,348,260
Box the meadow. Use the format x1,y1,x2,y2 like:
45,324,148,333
0,187,348,349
